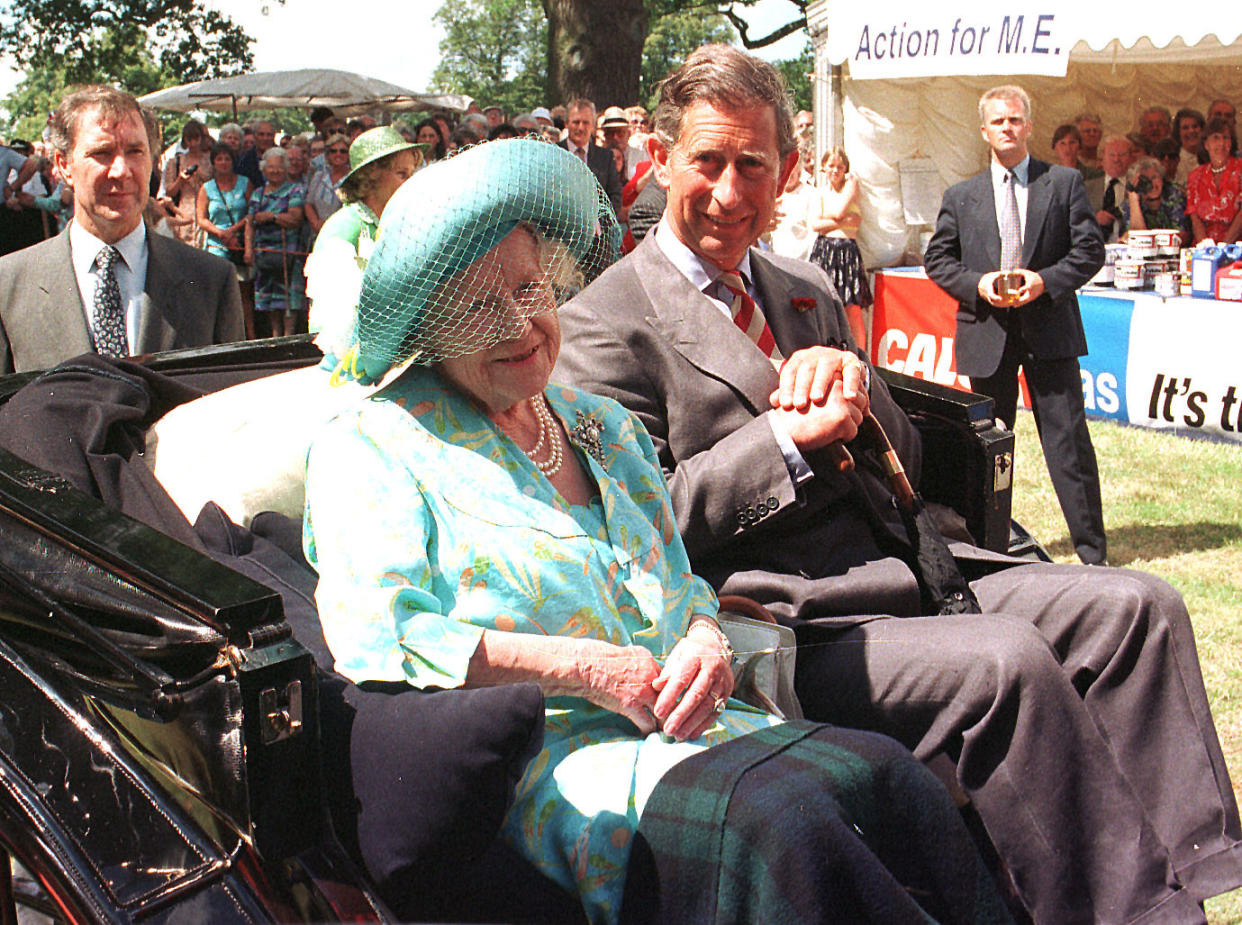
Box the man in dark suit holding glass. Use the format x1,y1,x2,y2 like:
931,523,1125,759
924,85,1107,566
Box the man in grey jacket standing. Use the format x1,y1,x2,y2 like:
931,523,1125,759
0,85,243,374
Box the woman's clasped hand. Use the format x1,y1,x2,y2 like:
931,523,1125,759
650,617,735,740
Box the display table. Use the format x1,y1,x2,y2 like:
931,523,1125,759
870,267,1242,445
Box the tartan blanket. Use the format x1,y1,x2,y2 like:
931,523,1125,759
622,722,1011,924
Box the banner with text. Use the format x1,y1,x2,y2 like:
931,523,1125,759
872,272,1242,445
1124,294,1242,443
823,4,1074,80
1075,292,1132,424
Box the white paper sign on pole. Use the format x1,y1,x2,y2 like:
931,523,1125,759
823,3,1074,80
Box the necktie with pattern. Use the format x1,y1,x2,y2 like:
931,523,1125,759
93,245,127,358
1102,177,1118,214
717,270,782,362
1000,170,1022,272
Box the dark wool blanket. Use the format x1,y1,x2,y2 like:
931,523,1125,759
623,721,1011,925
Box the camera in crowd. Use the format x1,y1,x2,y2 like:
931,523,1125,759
1126,174,1153,196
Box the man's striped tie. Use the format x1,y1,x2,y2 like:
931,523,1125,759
718,270,782,361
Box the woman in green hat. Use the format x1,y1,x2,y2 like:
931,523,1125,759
305,125,422,371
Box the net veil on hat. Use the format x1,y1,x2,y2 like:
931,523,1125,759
344,137,620,384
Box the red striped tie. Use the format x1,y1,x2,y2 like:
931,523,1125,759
718,270,782,361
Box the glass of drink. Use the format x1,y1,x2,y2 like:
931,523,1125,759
997,271,1024,305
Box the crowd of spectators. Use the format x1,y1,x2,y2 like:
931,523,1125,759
1,135,73,253
6,99,679,339
7,91,1241,340
755,112,873,344
1052,99,1241,246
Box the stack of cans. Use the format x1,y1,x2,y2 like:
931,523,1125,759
1113,230,1183,292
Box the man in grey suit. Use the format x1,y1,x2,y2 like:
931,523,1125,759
0,86,243,375
557,44,1241,921
924,85,1107,566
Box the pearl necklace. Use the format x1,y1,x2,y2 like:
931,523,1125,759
527,395,563,478
1211,163,1227,175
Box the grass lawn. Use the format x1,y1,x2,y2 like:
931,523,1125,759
1010,411,1242,922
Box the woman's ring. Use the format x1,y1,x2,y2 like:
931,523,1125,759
712,696,726,714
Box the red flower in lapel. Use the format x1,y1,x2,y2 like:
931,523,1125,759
791,297,817,313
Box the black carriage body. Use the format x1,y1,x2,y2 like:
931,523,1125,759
0,339,387,923
0,338,1017,923
877,367,1016,554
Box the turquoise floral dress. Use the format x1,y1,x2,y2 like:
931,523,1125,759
304,368,778,924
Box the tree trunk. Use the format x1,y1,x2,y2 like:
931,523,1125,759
543,0,647,108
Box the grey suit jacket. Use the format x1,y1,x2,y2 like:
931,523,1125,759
556,235,929,622
923,159,1104,378
1084,172,1126,213
0,224,245,374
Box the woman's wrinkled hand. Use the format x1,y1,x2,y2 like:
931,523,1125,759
652,624,735,742
579,643,662,735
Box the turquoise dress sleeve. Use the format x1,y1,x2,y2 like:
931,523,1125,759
304,394,487,688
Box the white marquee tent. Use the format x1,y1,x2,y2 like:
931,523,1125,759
804,3,1242,266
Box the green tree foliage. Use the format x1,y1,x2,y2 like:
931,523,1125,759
772,41,813,114
430,0,547,116
431,0,810,111
0,0,253,84
1,25,174,141
639,9,735,109
1,0,254,142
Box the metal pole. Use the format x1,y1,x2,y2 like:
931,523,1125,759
829,64,844,149
805,0,842,183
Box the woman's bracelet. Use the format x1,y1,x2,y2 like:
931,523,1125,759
688,616,734,664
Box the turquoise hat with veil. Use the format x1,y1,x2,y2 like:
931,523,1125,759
337,137,621,385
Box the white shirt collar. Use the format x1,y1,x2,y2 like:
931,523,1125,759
653,219,755,300
68,219,149,354
69,219,147,277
